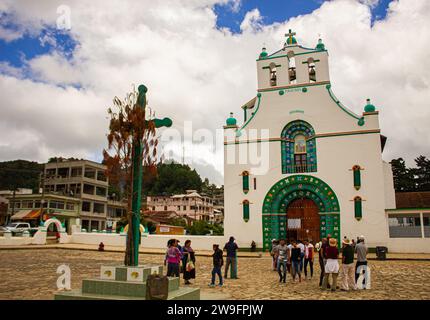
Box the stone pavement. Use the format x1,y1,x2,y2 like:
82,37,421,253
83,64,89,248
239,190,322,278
1,243,430,260
1,249,430,300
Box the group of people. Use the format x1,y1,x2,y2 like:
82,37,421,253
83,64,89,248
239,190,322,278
271,234,369,292
271,239,315,283
164,238,196,285
164,236,240,287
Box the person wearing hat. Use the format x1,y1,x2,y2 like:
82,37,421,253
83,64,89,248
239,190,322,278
355,235,368,287
321,238,339,291
340,238,357,291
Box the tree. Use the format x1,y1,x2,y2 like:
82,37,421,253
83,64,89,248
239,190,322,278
412,155,430,191
0,160,43,192
143,162,203,195
103,85,159,266
390,158,415,192
187,220,212,235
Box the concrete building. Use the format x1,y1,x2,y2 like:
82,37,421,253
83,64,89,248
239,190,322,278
222,30,410,251
147,190,215,222
6,159,126,232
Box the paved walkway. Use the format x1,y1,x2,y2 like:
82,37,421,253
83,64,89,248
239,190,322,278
1,248,430,300
1,243,430,260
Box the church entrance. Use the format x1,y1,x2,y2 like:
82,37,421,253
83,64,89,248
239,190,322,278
286,198,320,243
262,175,341,251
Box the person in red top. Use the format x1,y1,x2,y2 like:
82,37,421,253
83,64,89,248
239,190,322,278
304,240,314,280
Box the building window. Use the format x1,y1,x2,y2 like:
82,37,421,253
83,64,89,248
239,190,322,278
96,186,107,197
83,184,95,195
66,203,75,211
254,177,257,190
58,167,69,178
242,171,250,194
242,200,250,222
269,63,277,86
353,165,362,190
424,214,430,238
21,201,34,208
93,202,105,214
49,201,65,210
281,120,317,174
97,171,107,182
84,168,96,179
82,201,91,212
71,167,82,177
388,214,422,238
354,196,362,220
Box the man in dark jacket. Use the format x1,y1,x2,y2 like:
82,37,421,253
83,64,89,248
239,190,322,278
223,236,239,279
210,244,223,287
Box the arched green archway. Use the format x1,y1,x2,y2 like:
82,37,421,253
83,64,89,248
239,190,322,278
262,175,340,251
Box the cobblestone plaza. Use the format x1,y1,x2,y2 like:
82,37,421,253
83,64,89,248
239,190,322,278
0,249,429,300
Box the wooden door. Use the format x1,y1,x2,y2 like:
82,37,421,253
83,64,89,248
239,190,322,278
286,198,320,242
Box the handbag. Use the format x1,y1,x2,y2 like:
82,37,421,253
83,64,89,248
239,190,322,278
186,261,195,272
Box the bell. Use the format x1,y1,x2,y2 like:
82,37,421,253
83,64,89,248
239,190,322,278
309,67,316,81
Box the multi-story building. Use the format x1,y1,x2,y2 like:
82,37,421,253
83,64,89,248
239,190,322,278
146,190,214,222
6,159,126,232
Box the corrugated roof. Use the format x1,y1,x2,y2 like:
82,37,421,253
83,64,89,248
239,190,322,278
395,192,430,209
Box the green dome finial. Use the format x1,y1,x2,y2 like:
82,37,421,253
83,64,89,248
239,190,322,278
316,38,325,50
285,29,297,46
364,98,376,112
259,46,268,58
226,112,237,126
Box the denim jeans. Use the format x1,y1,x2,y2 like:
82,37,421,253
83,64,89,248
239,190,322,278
299,252,305,271
211,266,223,285
292,260,301,279
277,259,288,281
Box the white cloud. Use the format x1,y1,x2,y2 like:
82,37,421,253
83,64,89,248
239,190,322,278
0,0,430,185
240,8,264,32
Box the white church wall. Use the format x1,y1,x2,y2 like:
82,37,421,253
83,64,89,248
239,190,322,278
383,161,396,209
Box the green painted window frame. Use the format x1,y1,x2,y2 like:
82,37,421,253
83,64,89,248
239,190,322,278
353,165,361,190
243,200,250,222
354,196,362,221
242,171,250,194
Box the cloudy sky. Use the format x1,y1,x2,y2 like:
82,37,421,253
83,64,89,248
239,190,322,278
0,0,429,186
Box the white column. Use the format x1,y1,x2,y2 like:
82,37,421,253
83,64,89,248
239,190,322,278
420,212,425,238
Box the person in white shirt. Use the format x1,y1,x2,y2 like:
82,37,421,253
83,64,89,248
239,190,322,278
304,240,314,279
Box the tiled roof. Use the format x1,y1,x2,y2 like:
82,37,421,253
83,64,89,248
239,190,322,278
395,192,430,209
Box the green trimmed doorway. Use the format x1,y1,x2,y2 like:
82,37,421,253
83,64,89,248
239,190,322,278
262,175,340,251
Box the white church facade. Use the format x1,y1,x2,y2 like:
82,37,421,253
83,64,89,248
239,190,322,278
223,30,404,252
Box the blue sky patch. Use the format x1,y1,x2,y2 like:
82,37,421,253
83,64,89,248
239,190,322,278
215,0,392,33
0,14,77,69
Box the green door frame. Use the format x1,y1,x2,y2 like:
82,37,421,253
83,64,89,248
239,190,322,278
262,175,340,251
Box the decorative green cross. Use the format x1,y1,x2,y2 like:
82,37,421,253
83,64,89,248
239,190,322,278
285,29,296,44
128,84,172,266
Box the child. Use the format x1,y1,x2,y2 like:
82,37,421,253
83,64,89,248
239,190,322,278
209,244,224,287
165,239,182,277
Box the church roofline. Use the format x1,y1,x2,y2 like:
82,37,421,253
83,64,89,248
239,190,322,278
257,46,327,62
